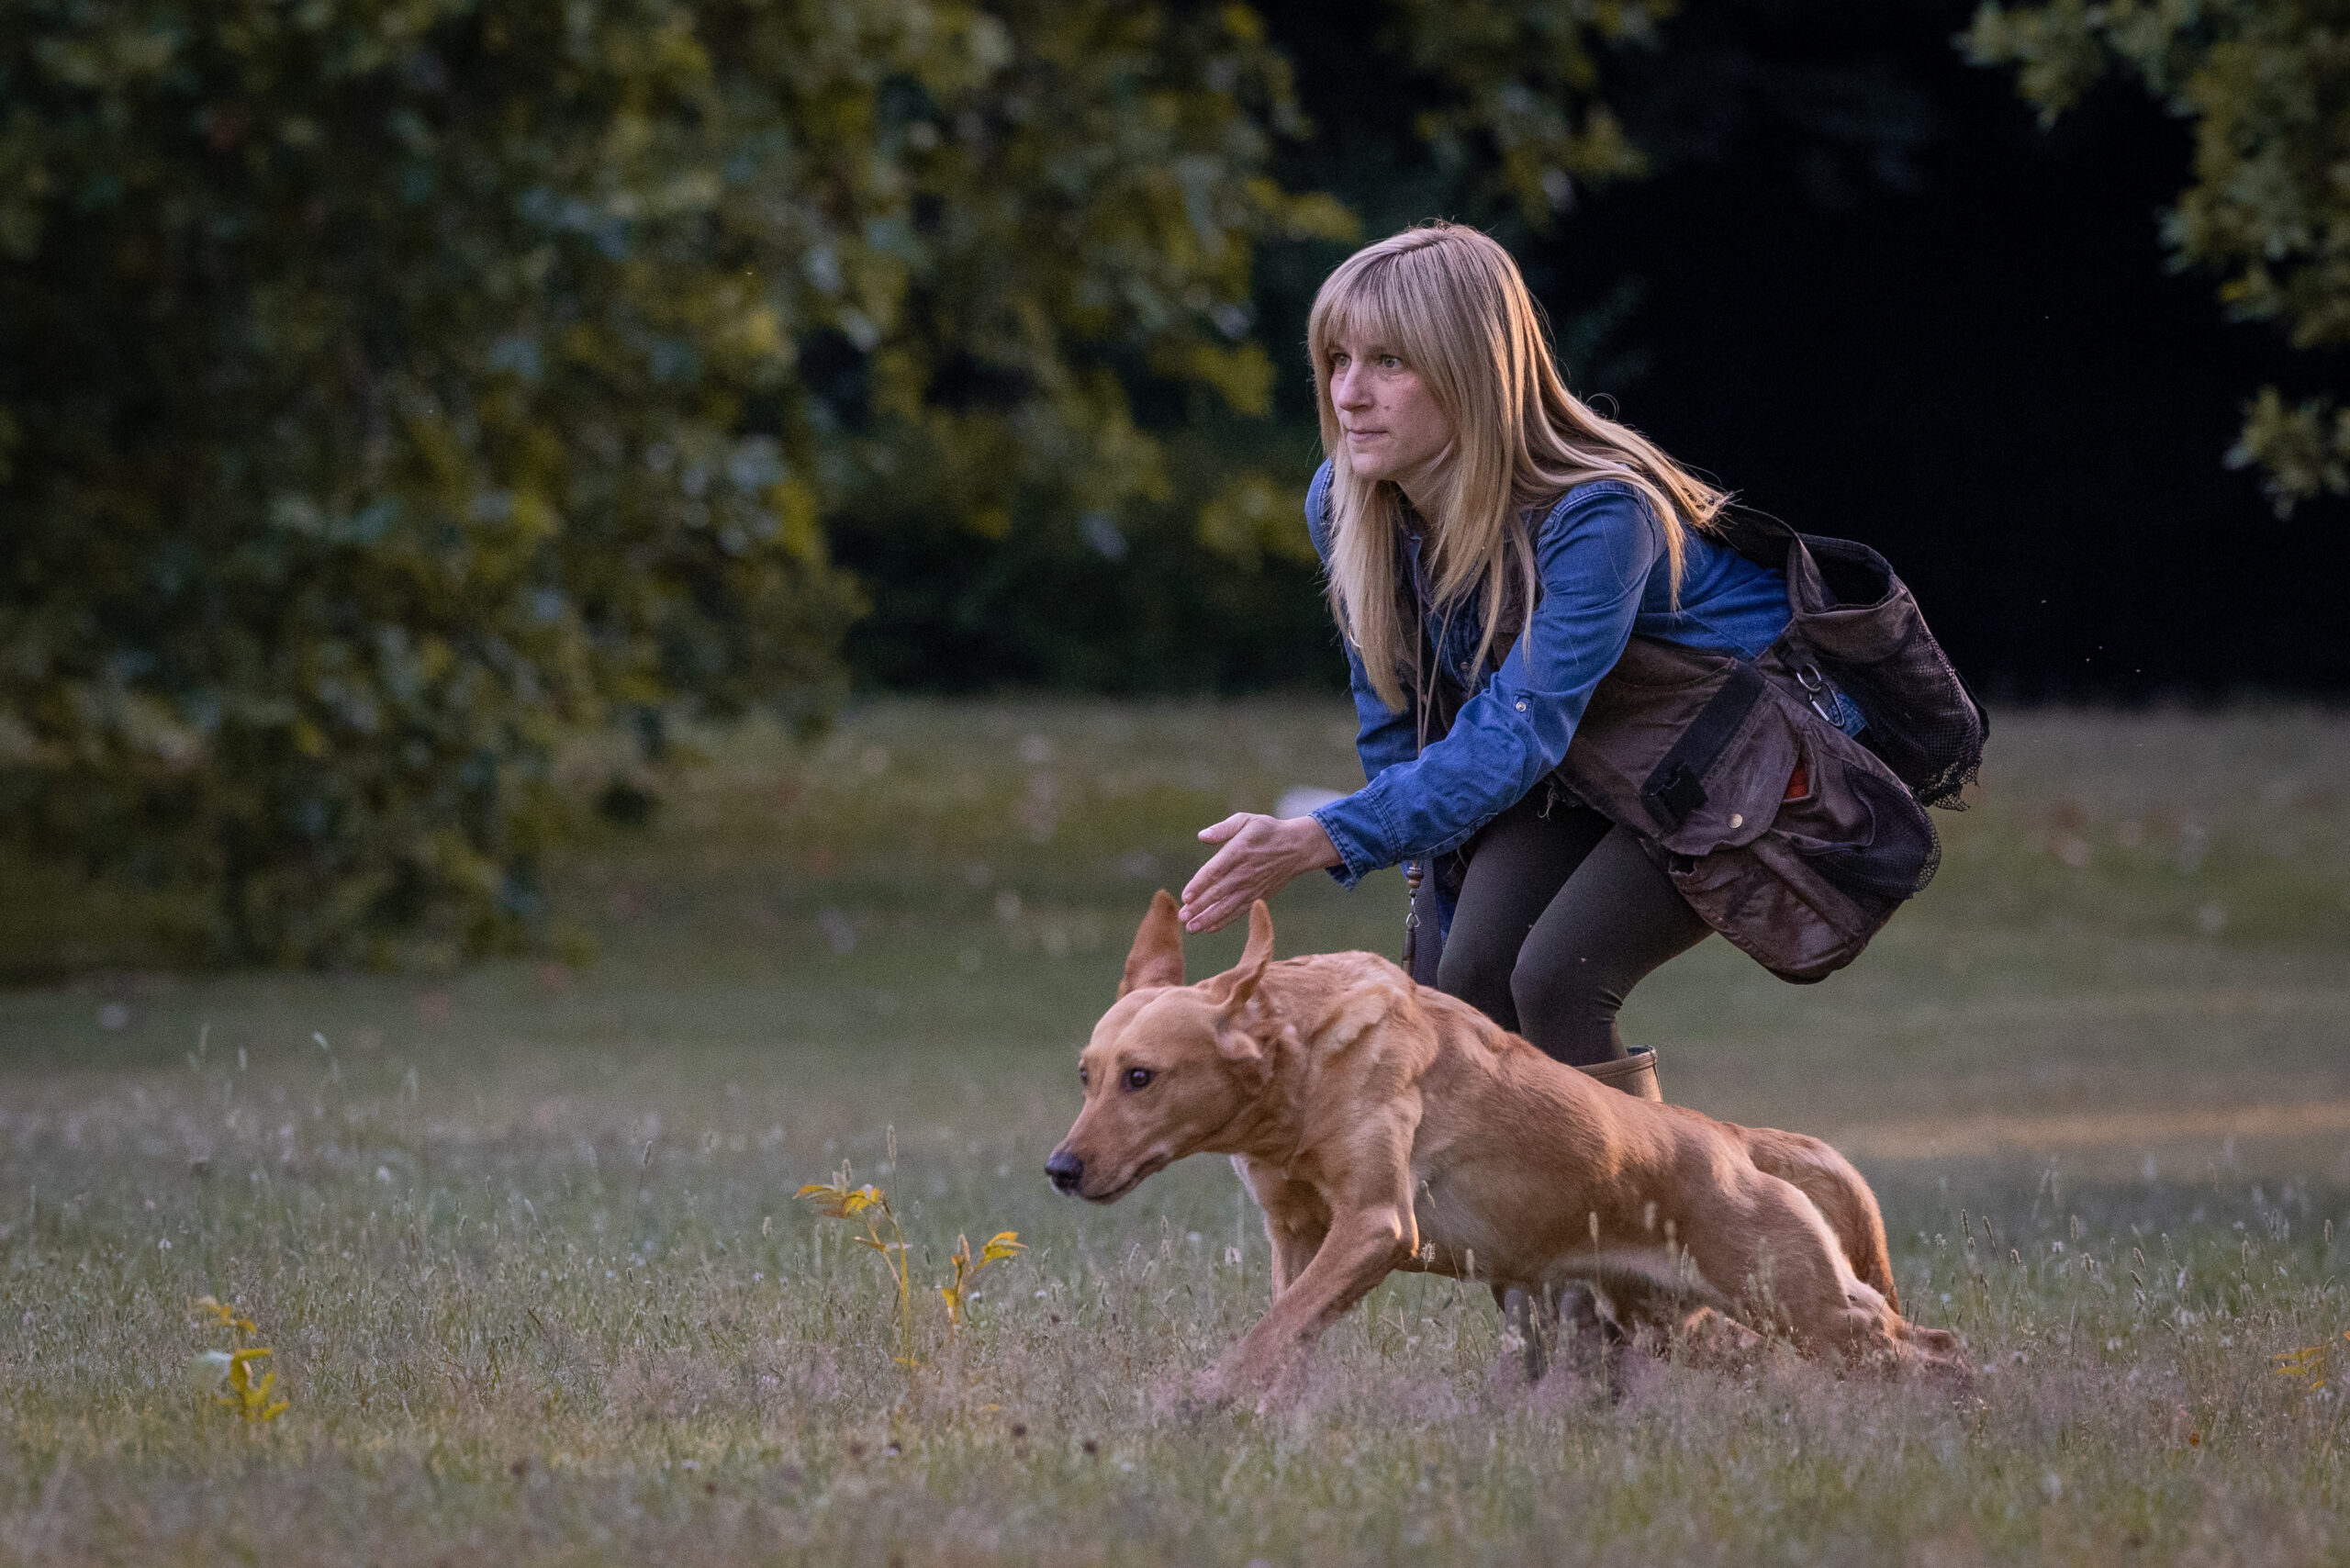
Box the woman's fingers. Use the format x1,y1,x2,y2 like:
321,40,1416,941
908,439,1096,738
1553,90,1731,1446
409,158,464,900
1196,813,1248,845
1189,887,1253,934
1184,902,1237,935
1181,826,1255,930
1178,846,1248,931
1180,814,1298,932
1179,812,1336,933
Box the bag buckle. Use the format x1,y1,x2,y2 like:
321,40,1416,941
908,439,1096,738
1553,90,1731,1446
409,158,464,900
1402,860,1423,969
1794,662,1841,727
1644,761,1708,830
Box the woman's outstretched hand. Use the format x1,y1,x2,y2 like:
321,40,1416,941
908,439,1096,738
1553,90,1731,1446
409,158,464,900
1179,812,1341,934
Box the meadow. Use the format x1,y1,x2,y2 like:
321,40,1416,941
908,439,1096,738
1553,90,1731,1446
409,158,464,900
4,698,2349,1566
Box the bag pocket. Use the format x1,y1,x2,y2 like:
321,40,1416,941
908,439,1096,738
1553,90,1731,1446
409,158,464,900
1639,697,1934,985
1794,762,1942,908
1785,534,1986,810
1649,686,1801,857
1659,835,1879,984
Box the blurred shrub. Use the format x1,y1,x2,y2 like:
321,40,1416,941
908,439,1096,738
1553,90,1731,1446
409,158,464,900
0,0,1342,963
825,0,1676,692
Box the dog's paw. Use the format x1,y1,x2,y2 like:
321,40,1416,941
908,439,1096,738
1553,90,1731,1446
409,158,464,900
1919,1348,1975,1399
1174,1371,1236,1421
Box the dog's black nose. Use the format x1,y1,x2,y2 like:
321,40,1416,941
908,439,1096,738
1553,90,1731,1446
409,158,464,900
1045,1148,1083,1194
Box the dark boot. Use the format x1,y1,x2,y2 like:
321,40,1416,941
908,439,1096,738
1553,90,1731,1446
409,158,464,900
1498,1282,1621,1384
1499,1284,1545,1382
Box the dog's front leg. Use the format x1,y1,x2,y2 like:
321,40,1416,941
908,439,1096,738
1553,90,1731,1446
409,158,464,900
1196,1199,1416,1410
1233,1157,1330,1296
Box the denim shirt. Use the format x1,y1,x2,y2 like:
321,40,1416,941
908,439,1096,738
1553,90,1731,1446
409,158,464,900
1304,461,1828,887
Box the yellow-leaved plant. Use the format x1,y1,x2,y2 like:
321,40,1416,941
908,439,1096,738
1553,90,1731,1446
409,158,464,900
2273,1330,2350,1397
797,1175,918,1368
940,1231,1026,1337
797,1170,1024,1367
192,1294,288,1425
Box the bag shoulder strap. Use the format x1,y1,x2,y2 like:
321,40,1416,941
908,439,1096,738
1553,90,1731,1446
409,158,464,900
1714,508,1994,763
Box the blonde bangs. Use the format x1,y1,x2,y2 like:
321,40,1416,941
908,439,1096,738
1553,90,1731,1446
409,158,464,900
1307,252,1442,442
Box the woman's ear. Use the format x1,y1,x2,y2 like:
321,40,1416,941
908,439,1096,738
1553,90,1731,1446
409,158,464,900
1118,890,1185,996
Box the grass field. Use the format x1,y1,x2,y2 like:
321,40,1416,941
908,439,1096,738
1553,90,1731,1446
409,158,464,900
5,699,2350,1565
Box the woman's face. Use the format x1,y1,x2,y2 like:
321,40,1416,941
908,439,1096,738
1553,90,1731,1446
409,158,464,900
1326,334,1451,489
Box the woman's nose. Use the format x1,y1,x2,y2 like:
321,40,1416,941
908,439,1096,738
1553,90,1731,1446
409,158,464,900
1333,365,1369,409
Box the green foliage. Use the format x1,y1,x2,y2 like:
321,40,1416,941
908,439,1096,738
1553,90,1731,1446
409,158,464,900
0,0,1692,962
0,0,1341,963
1386,0,1670,220
819,0,1356,693
1965,0,2350,512
829,0,1681,693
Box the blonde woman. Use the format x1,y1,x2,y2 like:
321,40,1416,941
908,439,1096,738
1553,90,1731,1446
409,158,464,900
1177,222,1867,1100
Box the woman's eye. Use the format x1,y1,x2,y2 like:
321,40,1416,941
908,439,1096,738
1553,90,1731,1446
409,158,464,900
1078,1069,1090,1088
1123,1067,1155,1092
1378,354,1402,370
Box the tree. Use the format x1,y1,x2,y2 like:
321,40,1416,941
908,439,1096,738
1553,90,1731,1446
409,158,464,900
1965,0,2350,511
821,0,1358,693
1,0,1709,962
1375,0,1665,220
0,0,1337,962
831,0,1684,692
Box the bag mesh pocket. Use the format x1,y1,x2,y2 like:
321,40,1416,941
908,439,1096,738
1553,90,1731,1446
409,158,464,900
1830,631,1986,811
1801,763,1942,906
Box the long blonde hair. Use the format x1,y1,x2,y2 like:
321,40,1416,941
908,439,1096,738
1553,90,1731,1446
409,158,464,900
1310,222,1729,711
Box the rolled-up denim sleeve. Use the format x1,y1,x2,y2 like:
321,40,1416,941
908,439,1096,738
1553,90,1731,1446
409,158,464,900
1312,483,1661,882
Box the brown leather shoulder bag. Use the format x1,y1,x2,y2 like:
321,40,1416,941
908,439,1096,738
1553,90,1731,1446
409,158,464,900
1409,513,1986,984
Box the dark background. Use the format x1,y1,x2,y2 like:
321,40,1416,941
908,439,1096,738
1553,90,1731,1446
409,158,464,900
1502,0,2350,700
843,0,2349,700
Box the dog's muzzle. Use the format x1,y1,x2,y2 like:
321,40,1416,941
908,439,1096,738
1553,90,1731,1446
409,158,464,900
1044,1148,1083,1194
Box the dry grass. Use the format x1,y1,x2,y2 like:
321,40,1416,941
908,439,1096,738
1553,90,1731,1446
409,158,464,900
3,699,2349,1565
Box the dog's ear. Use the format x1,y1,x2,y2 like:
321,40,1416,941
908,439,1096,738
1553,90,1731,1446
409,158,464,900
1215,1025,1270,1083
1205,899,1275,1013
1117,890,1186,997
1211,902,1280,1084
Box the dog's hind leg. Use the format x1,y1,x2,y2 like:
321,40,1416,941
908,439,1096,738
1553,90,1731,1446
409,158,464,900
1670,1306,1768,1368
1698,1172,1942,1376
1737,1127,1899,1310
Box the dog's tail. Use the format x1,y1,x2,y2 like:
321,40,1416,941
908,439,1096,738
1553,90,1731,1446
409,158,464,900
1737,1126,1899,1310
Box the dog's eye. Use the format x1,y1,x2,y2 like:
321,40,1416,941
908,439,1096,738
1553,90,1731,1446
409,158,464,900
1122,1067,1155,1092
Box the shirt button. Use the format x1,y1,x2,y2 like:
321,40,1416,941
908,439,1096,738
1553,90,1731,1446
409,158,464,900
1514,700,1528,711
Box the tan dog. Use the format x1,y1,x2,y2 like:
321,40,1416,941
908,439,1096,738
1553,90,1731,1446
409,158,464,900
1045,892,1965,1405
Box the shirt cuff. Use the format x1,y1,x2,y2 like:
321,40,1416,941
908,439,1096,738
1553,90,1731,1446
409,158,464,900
1310,801,1384,890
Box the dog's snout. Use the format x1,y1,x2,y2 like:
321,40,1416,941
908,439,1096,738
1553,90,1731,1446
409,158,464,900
1044,1148,1083,1194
